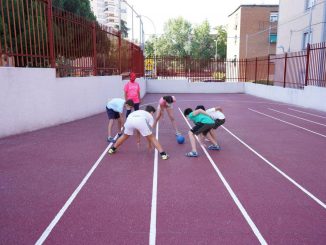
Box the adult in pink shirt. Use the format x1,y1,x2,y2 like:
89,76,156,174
153,95,180,135
124,72,141,118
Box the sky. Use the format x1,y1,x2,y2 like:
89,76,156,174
124,0,279,40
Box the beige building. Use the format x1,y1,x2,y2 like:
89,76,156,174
276,0,326,54
227,5,279,59
90,0,127,31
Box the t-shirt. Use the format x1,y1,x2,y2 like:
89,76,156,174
206,108,225,120
128,110,154,127
124,81,140,103
188,112,215,124
159,96,176,108
106,98,125,113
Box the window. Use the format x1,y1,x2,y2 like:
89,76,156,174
270,12,278,22
269,33,277,43
305,0,315,10
234,14,238,30
303,31,312,49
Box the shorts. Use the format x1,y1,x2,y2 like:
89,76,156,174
213,119,225,129
106,107,120,119
124,117,152,136
191,123,215,136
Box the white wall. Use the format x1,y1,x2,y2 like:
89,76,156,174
245,83,326,112
146,79,245,93
0,67,146,138
277,0,326,53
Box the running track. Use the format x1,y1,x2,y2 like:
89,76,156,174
1,93,326,244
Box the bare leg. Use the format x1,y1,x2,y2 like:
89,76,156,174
205,130,218,145
209,130,218,144
166,108,179,133
188,131,197,152
146,134,164,152
152,107,162,130
113,134,129,149
117,117,123,134
108,119,114,137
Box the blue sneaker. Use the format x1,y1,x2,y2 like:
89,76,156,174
185,151,198,157
107,137,116,143
208,144,220,150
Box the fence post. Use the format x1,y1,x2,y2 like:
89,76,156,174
118,32,121,74
46,0,55,68
92,22,97,76
254,57,258,83
283,52,288,88
267,55,270,85
305,43,311,86
244,59,247,82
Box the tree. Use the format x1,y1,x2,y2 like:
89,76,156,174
214,25,227,59
152,17,192,57
52,0,96,21
191,20,215,59
115,19,129,38
144,18,227,59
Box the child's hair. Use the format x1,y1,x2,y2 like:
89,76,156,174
125,99,134,107
195,105,205,110
163,95,173,104
184,108,193,116
145,105,156,114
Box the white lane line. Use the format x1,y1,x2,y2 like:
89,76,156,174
221,125,326,210
178,108,267,245
149,122,159,245
35,142,115,245
249,108,326,139
288,108,326,119
268,108,326,127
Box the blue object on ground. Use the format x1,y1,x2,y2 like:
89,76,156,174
176,135,185,144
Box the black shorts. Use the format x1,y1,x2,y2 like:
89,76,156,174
106,107,120,119
213,119,225,129
191,123,215,136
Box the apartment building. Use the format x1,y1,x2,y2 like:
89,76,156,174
227,5,279,59
276,0,326,54
90,0,127,30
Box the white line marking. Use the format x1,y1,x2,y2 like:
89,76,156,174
178,108,267,245
288,108,326,119
249,108,326,138
221,125,326,210
149,123,159,245
268,108,326,127
35,141,115,244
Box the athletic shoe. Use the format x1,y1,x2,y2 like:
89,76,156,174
185,151,198,157
107,137,116,143
161,153,169,160
175,132,181,136
208,144,220,150
108,147,116,154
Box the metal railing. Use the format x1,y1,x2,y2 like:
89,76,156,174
0,0,144,77
145,42,326,88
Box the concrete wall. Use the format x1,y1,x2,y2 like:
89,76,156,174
0,67,146,138
146,79,245,93
245,83,326,112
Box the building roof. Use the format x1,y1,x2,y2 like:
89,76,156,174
228,4,279,17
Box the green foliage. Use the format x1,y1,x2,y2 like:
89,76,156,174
53,0,96,21
214,25,227,59
191,20,215,59
115,19,129,38
145,18,227,59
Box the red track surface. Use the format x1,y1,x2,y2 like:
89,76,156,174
1,93,326,244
